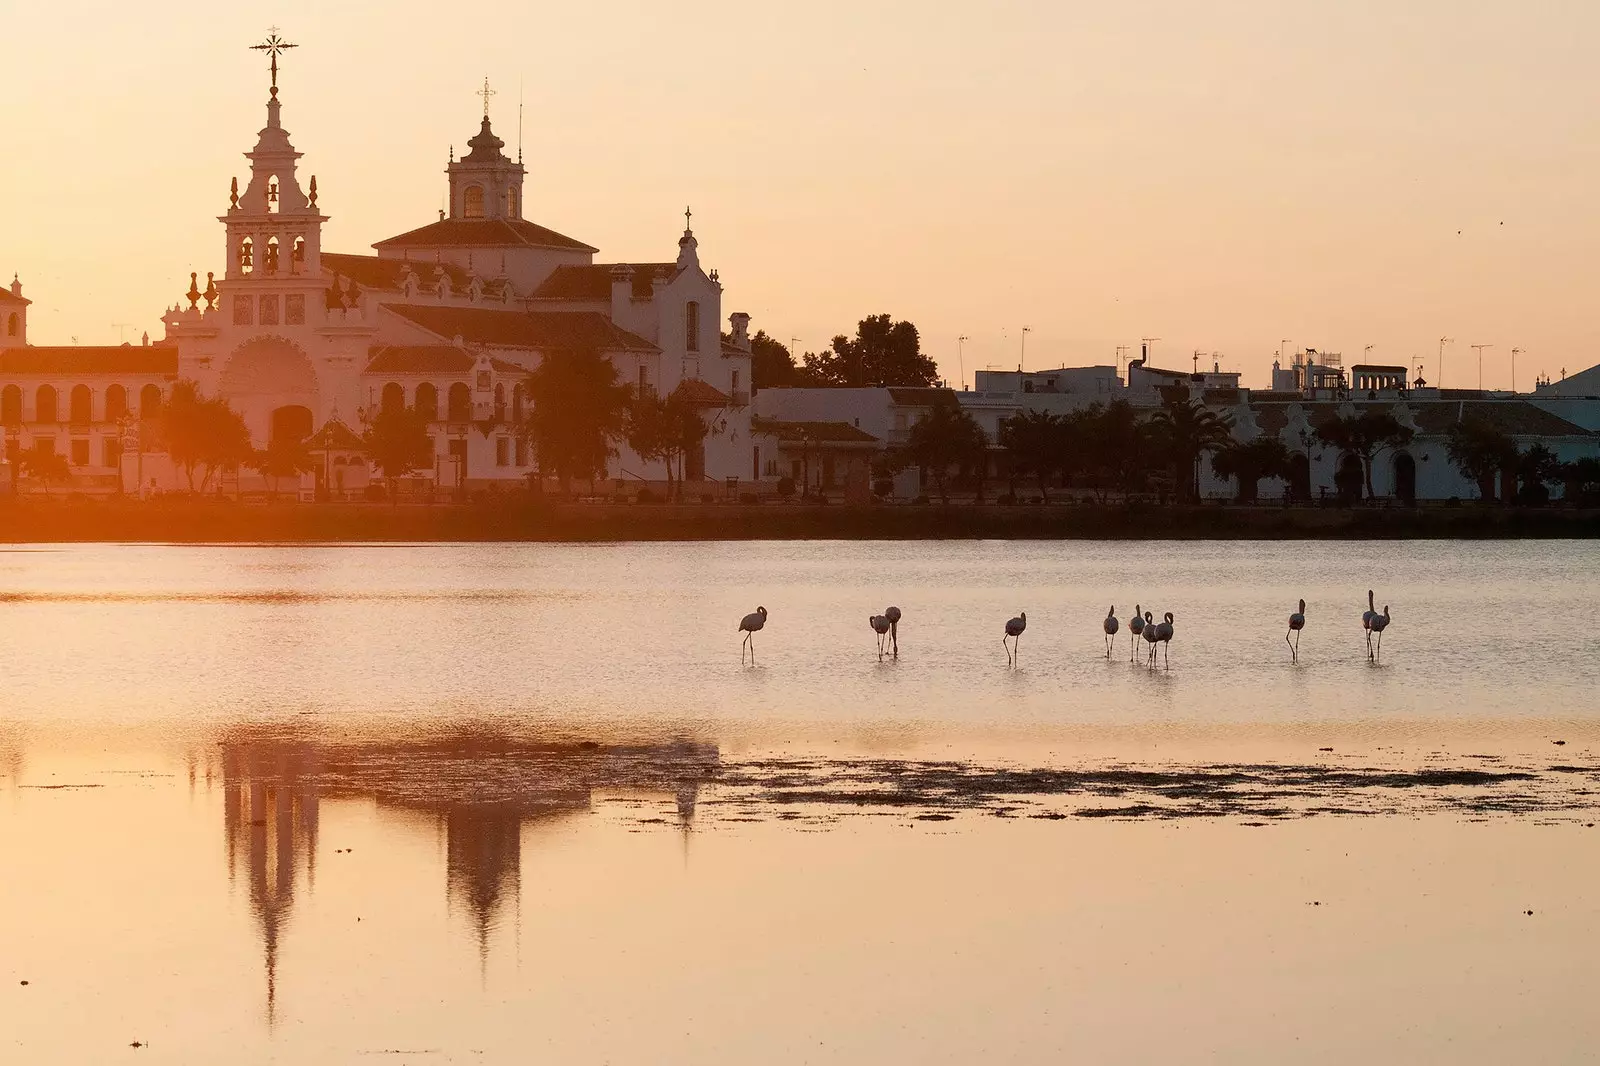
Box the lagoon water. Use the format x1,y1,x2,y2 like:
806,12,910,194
3,541,1599,1063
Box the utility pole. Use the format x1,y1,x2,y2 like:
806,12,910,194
1363,344,1375,361
1510,347,1523,394
1020,327,1031,374
1472,344,1493,392
958,335,970,391
111,323,136,344
1437,337,1454,389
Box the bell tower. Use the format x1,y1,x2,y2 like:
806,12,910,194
217,30,328,332
447,79,526,222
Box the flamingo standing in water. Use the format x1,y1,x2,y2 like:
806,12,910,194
1128,604,1146,662
1154,612,1175,669
739,606,767,664
869,614,891,660
1103,606,1120,658
1369,602,1391,663
1141,610,1160,666
1286,599,1306,662
1003,611,1027,666
884,605,902,657
1362,590,1377,657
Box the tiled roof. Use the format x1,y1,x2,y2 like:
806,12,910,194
306,418,366,452
1245,399,1595,440
720,340,747,358
325,253,470,290
751,417,880,444
364,345,528,376
530,263,676,300
0,289,29,306
373,217,597,254
385,304,658,353
671,378,731,406
0,346,177,375
887,387,960,407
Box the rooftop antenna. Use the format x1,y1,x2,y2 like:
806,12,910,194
111,323,135,344
518,79,524,164
1020,326,1032,373
1471,343,1493,391
1437,337,1454,389
1363,344,1374,361
1510,347,1523,394
958,335,970,391
1280,338,1292,361
1115,344,1130,379
1140,337,1160,364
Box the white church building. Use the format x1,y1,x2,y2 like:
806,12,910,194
0,43,754,498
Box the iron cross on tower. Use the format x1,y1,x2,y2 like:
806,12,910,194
251,28,297,95
478,78,497,118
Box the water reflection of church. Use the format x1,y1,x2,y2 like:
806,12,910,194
216,731,717,1016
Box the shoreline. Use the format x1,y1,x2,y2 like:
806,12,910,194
2,498,1598,542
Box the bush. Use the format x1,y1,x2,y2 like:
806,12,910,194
636,487,660,504
873,477,893,498
738,492,759,505
776,476,796,499
996,493,1017,506
363,483,387,502
913,494,930,505
701,493,716,505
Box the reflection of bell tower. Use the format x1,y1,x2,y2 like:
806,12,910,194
218,32,328,338
222,739,320,1024
447,80,526,222
444,805,521,966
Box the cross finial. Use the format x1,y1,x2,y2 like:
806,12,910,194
478,77,497,119
250,28,297,96
684,205,693,231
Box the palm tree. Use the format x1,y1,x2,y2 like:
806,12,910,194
998,409,1064,502
1317,410,1415,501
1210,437,1292,503
1150,395,1235,502
19,445,71,498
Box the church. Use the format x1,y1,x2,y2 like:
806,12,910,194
0,39,755,498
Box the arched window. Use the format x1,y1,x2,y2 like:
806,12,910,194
463,185,485,219
139,384,161,421
511,383,525,422
1,385,20,426
36,385,58,423
508,188,520,218
447,382,471,421
105,385,127,422
685,301,701,353
381,382,405,414
6,313,16,337
494,383,506,420
69,384,91,424
475,370,491,390
240,237,254,275
265,236,280,275
267,175,281,213
291,236,306,272
415,382,439,421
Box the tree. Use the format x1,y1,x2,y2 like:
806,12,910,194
1515,443,1563,505
1443,418,1516,501
19,445,70,497
522,347,631,492
161,380,253,493
800,314,940,388
250,437,316,500
1210,437,1292,503
1080,401,1155,503
361,405,433,503
998,409,1065,502
746,331,808,391
893,400,986,504
1562,456,1600,506
626,388,712,501
1150,395,1235,502
1316,409,1415,502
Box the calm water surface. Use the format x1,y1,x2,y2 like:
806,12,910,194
2,541,1599,1064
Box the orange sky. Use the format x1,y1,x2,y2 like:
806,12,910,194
2,0,1596,389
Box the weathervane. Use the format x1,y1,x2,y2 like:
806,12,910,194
478,77,497,119
250,28,297,96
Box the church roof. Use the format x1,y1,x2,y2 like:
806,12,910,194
0,346,177,375
365,345,527,376
671,378,732,406
0,289,29,307
386,304,658,353
373,217,597,254
530,263,676,301
324,253,476,292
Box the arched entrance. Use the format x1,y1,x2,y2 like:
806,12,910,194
271,405,313,445
219,336,318,443
1335,453,1364,503
1393,452,1417,504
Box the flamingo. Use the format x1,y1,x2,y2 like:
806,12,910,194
1129,604,1146,662
1142,610,1160,666
869,614,891,660
739,606,767,664
1362,590,1376,656
1103,606,1119,658
884,605,902,657
1287,599,1306,662
1003,611,1027,666
1370,603,1391,663
1155,612,1175,669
